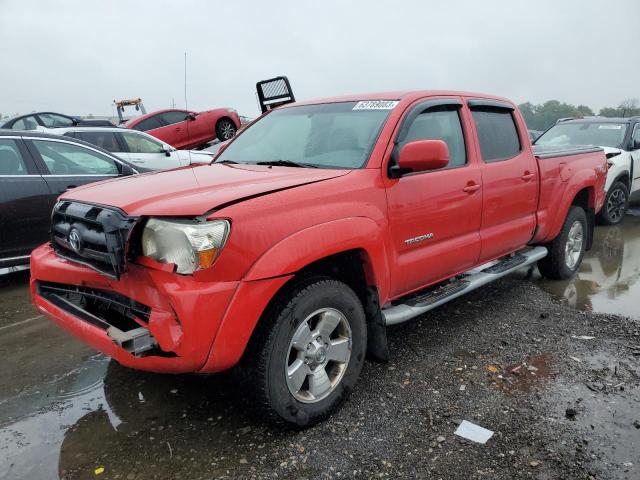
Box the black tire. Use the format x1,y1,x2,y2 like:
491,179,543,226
239,276,367,427
538,206,588,280
215,118,237,141
596,181,629,226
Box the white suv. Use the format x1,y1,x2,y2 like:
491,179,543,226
48,127,214,170
535,117,640,225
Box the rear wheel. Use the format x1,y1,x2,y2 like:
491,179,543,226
240,277,367,427
538,206,587,280
597,181,628,226
215,118,236,141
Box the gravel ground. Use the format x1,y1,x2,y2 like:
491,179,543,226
38,276,638,480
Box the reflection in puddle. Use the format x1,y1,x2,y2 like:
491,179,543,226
0,358,264,480
538,215,640,319
0,356,113,480
547,349,640,472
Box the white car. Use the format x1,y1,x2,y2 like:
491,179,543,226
47,127,214,170
534,117,640,225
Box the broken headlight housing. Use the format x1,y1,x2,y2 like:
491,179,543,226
141,218,230,274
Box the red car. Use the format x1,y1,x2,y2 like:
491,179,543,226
31,90,607,426
125,108,240,149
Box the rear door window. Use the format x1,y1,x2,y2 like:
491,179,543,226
38,113,75,128
75,131,121,152
471,108,521,162
12,116,39,130
32,140,119,175
120,132,165,153
132,116,165,132
158,111,188,125
0,139,29,175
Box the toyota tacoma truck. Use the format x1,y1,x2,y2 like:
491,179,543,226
30,91,607,426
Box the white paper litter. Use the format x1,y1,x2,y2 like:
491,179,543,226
454,420,494,444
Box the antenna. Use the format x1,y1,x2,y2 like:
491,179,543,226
184,51,192,165
184,52,188,111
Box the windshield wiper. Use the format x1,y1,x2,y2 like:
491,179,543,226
256,159,317,168
215,159,238,164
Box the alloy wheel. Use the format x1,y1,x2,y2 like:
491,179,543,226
606,187,626,223
564,220,584,270
220,120,235,140
285,308,352,403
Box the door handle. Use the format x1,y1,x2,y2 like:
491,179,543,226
175,127,181,131
521,172,536,181
462,182,481,193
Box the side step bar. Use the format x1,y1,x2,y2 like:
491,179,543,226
382,246,547,326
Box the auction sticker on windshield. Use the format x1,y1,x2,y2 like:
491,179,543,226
353,100,399,110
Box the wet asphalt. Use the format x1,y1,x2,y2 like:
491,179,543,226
1,216,639,480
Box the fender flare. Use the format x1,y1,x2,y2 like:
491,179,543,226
543,170,596,243
244,217,391,301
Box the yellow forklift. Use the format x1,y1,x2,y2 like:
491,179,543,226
114,98,147,124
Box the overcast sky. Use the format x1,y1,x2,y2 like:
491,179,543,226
1,0,638,118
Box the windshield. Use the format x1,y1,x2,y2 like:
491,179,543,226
535,122,628,149
216,101,395,169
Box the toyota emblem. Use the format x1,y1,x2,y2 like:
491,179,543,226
68,228,82,253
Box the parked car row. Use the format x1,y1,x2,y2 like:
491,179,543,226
2,106,242,154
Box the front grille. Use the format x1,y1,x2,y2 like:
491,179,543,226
51,201,137,278
37,281,151,331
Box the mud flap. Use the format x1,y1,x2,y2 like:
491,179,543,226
586,208,595,250
364,287,390,363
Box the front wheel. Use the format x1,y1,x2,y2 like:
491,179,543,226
215,118,237,141
596,181,628,226
538,206,587,280
241,277,367,427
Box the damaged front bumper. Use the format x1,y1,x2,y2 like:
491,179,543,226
30,244,239,374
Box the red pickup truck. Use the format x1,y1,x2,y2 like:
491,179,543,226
30,91,607,426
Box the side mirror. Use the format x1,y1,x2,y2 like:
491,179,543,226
120,164,135,176
186,113,197,121
633,138,640,151
396,140,449,175
163,145,172,157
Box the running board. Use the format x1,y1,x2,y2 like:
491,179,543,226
382,246,547,326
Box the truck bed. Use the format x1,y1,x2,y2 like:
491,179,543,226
533,144,603,159
533,144,607,244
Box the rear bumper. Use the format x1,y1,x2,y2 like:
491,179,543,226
30,244,290,374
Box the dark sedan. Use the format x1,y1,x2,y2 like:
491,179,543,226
1,112,114,130
0,130,141,273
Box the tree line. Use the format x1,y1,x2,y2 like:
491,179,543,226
519,98,640,131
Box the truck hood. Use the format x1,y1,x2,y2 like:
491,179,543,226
62,163,351,216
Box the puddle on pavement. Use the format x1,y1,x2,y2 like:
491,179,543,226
546,349,640,474
0,357,271,480
0,271,38,326
536,215,640,319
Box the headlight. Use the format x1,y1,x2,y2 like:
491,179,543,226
141,218,230,274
